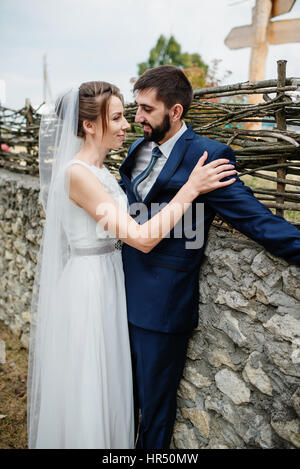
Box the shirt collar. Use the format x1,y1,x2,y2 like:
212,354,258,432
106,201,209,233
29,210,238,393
151,121,187,158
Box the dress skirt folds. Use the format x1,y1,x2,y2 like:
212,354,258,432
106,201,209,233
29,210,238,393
35,249,134,449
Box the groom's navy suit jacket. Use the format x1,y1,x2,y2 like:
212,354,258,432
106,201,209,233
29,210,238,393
119,126,300,334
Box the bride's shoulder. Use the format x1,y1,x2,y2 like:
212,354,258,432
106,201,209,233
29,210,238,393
66,161,102,194
67,159,91,170
66,159,119,191
67,161,89,178
67,160,99,177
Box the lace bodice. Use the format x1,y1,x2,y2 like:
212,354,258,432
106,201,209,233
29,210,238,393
62,159,128,249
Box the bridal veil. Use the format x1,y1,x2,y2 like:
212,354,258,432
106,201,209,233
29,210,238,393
27,89,82,448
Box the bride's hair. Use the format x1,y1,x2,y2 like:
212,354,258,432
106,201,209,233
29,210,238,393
55,81,124,138
78,81,124,137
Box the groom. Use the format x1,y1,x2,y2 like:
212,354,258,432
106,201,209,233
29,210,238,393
119,65,300,449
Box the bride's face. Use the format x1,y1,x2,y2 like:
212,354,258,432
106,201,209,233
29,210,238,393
96,96,130,150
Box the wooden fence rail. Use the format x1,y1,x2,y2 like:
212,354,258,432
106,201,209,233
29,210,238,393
1,61,300,224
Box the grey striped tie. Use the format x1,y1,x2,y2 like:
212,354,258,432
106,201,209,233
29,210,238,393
132,146,162,202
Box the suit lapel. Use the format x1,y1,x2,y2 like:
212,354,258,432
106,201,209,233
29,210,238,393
119,137,145,193
119,126,195,204
143,126,194,204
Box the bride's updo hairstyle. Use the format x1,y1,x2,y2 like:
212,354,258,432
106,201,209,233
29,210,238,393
77,81,124,138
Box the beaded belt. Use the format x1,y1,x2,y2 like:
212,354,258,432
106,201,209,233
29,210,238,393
71,240,123,257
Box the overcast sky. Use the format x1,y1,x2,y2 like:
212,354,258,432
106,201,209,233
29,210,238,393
1,0,300,109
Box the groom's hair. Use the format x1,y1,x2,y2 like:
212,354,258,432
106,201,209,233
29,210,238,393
133,65,193,118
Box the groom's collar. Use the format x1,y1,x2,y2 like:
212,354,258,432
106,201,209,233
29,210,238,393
155,121,187,159
120,123,193,176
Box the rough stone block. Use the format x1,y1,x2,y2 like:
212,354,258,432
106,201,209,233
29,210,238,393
271,419,300,448
181,408,210,438
20,332,30,349
218,310,247,346
243,352,273,396
263,314,300,343
0,339,6,364
282,266,300,301
173,422,200,449
183,366,212,388
215,289,257,319
178,379,196,402
291,389,300,418
13,238,27,256
208,348,237,370
215,369,251,405
251,251,276,278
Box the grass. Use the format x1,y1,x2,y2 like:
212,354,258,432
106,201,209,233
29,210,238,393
0,321,28,449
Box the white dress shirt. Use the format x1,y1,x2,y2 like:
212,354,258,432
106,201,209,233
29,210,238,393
131,121,187,201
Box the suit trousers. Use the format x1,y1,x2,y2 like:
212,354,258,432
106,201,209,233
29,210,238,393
128,323,191,449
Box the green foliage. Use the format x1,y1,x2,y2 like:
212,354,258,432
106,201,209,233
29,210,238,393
137,35,208,88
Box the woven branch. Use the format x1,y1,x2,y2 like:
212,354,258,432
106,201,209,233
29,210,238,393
1,75,300,223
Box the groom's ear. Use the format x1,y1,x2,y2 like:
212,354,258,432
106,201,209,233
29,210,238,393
170,103,183,122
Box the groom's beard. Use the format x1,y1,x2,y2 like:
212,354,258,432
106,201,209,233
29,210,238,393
142,114,171,143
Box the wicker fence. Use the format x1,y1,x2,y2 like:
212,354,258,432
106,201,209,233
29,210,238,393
1,61,300,224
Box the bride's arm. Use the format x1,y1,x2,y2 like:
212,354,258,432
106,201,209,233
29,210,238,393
68,153,236,253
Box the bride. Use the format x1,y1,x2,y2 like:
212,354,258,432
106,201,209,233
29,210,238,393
27,81,236,449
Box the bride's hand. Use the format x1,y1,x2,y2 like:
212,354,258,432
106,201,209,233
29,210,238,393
187,151,237,196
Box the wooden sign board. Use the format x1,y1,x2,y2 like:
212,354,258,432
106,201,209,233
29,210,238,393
271,0,296,18
269,18,300,44
225,25,253,49
225,19,300,49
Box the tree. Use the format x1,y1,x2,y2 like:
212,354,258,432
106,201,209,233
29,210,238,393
137,35,208,88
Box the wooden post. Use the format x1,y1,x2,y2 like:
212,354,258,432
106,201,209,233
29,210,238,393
43,54,47,103
43,53,53,104
247,0,272,129
249,0,272,87
224,0,299,130
25,98,33,155
247,0,272,130
275,60,287,217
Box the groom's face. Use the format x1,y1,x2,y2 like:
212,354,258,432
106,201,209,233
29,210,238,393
135,88,171,144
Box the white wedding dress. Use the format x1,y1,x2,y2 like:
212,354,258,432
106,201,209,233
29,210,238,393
34,160,134,449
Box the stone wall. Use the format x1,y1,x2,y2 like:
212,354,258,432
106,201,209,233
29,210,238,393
0,168,300,449
0,169,42,348
173,229,300,449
